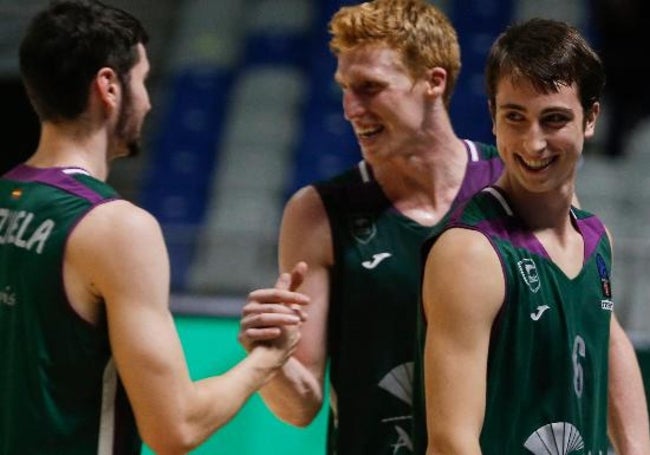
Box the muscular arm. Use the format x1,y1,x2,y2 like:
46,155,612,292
67,201,298,455
601,228,650,454
246,185,333,426
608,315,650,454
422,229,504,455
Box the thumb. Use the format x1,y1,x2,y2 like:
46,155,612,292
274,271,292,291
288,261,308,292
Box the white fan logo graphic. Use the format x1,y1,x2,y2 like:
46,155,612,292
378,362,413,406
524,422,584,454
378,362,414,453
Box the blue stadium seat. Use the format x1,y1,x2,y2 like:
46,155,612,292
140,67,234,290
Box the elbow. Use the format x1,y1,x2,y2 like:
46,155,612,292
264,397,323,428
280,410,319,428
260,384,324,427
273,402,322,428
427,430,477,455
140,421,205,455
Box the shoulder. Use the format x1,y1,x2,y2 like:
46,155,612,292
423,227,504,321
65,200,169,307
69,200,164,256
79,199,160,236
284,185,328,226
280,185,333,267
428,227,499,269
284,161,374,224
425,188,510,281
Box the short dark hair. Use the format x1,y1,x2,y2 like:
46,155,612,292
485,18,604,114
19,0,149,121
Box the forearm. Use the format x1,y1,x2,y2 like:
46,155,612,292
141,345,285,454
258,356,324,426
608,327,650,454
198,345,288,427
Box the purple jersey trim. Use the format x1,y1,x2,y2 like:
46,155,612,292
456,158,504,204
476,217,549,258
576,214,606,261
454,141,504,205
475,206,605,263
4,164,105,204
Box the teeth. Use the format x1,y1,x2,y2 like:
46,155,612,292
356,126,382,137
520,156,552,170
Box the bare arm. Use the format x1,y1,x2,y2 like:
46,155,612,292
602,227,650,454
239,185,332,426
608,314,650,454
422,229,504,455
67,201,299,455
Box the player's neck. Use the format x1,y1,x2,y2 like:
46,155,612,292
373,137,468,226
498,178,576,233
27,122,110,181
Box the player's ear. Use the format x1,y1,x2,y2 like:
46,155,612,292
488,100,496,136
424,67,447,100
583,102,600,138
94,67,121,112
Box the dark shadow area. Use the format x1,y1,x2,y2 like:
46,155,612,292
590,0,650,158
0,78,39,173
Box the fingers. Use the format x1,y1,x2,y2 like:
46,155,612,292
289,305,308,322
242,301,307,320
249,261,310,307
247,288,309,307
239,327,281,341
239,262,310,355
239,303,305,349
241,306,302,326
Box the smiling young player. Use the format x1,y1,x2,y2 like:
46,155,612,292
415,18,650,454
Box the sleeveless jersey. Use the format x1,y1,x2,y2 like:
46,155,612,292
413,186,612,454
315,141,503,455
0,165,140,455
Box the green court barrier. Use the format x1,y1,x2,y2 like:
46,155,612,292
141,316,328,455
142,316,650,454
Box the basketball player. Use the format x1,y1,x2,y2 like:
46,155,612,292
0,1,306,453
415,18,650,454
239,1,503,453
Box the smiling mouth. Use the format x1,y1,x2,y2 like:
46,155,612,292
356,125,384,139
516,155,555,171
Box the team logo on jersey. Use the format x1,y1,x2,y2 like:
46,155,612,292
362,252,392,269
530,305,550,321
378,362,414,453
595,254,611,298
350,214,376,244
595,254,614,311
10,188,22,199
517,258,540,293
524,422,584,454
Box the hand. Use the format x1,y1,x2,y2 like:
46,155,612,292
238,262,309,354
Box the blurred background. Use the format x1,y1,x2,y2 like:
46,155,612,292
2,0,650,453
